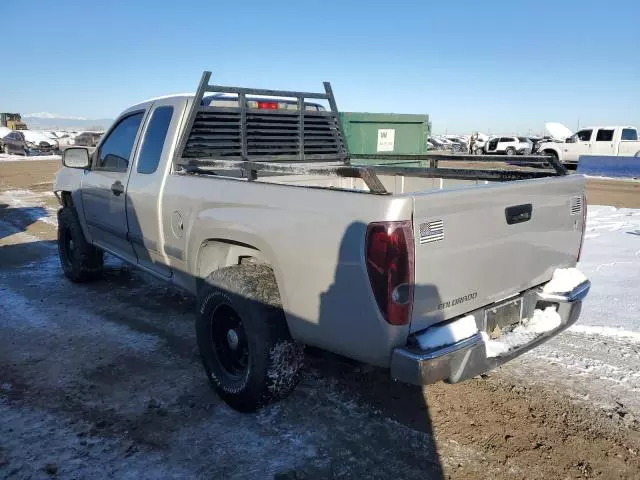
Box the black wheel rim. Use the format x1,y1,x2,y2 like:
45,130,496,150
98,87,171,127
60,226,75,268
210,305,249,379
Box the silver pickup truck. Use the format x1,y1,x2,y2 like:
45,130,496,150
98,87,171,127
54,71,591,412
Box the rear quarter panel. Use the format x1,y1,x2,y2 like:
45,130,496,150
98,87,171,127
617,140,640,156
162,174,414,367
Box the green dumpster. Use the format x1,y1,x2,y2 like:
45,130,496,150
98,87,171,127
339,112,431,167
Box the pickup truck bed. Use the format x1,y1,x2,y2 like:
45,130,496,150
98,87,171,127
54,71,590,411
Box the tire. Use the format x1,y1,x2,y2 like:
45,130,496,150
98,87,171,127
196,264,304,412
543,149,559,162
505,147,516,156
57,207,104,282
2,145,8,154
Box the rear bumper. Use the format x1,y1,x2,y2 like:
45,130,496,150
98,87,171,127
390,280,590,386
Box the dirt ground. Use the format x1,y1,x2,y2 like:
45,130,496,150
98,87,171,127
1,159,640,479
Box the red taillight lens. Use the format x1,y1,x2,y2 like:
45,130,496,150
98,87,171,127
365,221,415,326
257,101,279,110
577,193,587,262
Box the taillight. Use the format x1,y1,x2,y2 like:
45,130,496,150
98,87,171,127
365,221,415,326
577,193,587,262
257,101,279,110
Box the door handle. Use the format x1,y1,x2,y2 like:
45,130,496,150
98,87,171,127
111,181,124,196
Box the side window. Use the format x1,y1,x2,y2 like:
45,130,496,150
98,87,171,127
576,129,592,142
621,128,638,141
499,137,511,142
95,112,144,171
137,106,174,174
596,129,614,142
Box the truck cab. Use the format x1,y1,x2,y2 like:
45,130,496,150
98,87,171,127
539,126,640,167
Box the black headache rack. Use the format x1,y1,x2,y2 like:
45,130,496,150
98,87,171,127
174,72,568,195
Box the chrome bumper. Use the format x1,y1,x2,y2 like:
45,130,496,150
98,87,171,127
390,281,591,386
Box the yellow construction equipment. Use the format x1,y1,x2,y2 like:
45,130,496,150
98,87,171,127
0,113,28,130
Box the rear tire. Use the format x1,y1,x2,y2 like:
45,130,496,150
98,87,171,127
196,264,304,412
57,207,104,282
505,147,516,156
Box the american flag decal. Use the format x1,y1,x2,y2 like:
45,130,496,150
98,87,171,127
419,219,444,244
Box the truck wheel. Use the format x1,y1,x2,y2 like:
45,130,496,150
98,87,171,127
57,207,104,282
505,147,516,156
197,264,304,412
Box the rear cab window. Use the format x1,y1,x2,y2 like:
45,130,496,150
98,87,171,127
596,129,614,142
621,128,638,141
137,106,174,174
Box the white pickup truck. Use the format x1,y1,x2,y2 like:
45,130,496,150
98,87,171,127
53,71,591,411
538,125,640,167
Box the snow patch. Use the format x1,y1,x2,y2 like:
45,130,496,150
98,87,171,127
569,325,640,343
0,153,61,162
415,315,478,351
483,307,562,358
542,268,588,294
516,306,562,333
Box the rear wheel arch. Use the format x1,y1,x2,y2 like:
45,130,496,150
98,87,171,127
195,239,272,292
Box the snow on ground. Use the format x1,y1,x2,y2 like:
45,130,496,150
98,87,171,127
0,153,60,162
503,204,640,415
577,205,640,333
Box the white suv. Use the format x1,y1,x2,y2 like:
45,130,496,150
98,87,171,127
485,136,532,155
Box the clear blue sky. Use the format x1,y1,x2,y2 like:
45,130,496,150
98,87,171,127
2,0,639,134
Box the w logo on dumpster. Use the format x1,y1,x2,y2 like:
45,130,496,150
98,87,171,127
376,128,395,152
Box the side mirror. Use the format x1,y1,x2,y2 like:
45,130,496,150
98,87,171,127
62,147,90,169
565,137,576,144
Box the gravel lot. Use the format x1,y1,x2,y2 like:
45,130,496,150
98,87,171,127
1,160,639,479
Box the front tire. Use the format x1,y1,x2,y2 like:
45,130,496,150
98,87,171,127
196,264,304,412
57,207,104,282
505,147,516,156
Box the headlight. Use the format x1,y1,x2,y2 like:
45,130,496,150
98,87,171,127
26,141,36,148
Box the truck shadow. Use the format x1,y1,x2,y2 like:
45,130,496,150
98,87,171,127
314,221,446,477
18,204,447,478
0,203,50,240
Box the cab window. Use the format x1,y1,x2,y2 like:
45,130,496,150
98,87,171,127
95,112,144,171
576,129,592,142
137,106,174,175
595,129,614,142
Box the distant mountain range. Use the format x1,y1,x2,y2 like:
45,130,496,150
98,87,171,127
22,113,113,131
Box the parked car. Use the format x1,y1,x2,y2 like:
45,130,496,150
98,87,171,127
537,125,640,168
21,130,59,155
443,136,469,153
73,131,104,147
54,71,590,412
43,131,75,148
1,130,27,155
485,136,532,155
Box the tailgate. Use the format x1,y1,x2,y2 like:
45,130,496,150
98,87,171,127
410,175,586,333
